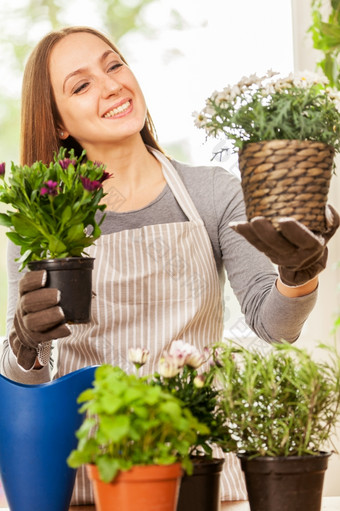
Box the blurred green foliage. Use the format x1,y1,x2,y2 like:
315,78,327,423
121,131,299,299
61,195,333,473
310,0,340,89
310,1,340,335
0,225,7,336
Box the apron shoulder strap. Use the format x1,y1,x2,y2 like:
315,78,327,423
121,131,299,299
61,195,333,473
150,148,204,224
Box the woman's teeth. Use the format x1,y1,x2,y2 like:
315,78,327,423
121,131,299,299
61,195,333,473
104,101,130,118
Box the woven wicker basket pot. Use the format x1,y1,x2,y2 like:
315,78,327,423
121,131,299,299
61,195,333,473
238,140,334,233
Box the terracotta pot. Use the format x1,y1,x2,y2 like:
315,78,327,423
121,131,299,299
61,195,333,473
87,463,182,511
28,257,94,323
176,457,224,511
238,452,331,511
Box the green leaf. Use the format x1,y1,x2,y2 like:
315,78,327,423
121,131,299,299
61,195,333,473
159,400,182,420
11,214,40,237
100,394,122,414
0,213,12,227
331,0,340,10
77,388,95,403
323,54,339,87
16,249,33,266
100,414,130,442
91,223,102,239
319,21,340,46
66,223,85,242
97,456,122,483
6,232,27,246
61,205,72,224
75,417,97,440
67,449,89,468
48,236,67,254
131,405,149,419
67,437,98,467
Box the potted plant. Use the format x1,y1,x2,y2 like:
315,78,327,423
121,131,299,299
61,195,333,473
193,70,340,233
147,340,226,511
212,340,340,511
67,363,208,511
0,147,110,322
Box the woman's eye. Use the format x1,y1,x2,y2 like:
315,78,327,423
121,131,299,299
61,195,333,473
108,63,123,72
73,82,89,94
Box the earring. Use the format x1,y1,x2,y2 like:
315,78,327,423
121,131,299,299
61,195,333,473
59,131,64,138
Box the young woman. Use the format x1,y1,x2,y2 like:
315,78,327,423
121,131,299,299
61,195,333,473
1,26,338,504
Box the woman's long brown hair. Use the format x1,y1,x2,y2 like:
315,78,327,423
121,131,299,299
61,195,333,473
20,26,164,165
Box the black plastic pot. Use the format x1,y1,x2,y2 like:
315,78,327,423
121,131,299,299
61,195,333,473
28,257,95,323
176,457,224,511
238,452,331,511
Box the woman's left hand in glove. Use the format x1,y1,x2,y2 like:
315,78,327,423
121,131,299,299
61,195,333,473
229,204,339,287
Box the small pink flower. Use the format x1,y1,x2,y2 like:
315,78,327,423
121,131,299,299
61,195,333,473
158,357,181,378
0,162,5,176
193,375,205,388
168,340,193,367
128,347,150,367
186,352,205,369
169,340,205,368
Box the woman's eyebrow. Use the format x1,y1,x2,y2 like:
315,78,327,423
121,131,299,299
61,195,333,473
62,49,117,92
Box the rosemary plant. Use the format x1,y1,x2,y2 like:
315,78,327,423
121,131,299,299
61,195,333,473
214,341,340,457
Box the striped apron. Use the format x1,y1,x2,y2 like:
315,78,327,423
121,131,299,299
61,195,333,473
55,149,247,503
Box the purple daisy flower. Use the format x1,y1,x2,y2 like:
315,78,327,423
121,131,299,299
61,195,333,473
59,158,76,170
80,177,102,192
41,180,58,196
99,171,113,183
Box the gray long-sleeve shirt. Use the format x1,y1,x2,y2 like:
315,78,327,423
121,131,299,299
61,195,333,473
0,160,317,383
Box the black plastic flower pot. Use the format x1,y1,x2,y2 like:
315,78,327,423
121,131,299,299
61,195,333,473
28,257,95,324
238,452,331,511
176,457,224,511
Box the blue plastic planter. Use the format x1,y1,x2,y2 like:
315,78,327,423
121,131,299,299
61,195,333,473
0,366,97,511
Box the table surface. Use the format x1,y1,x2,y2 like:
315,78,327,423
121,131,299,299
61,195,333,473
2,505,242,510
1,497,340,510
65,499,340,511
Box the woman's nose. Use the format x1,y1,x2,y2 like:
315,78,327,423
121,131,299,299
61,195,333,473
101,74,122,97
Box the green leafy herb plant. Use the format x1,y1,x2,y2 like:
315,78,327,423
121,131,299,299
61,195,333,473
194,70,340,151
67,364,208,483
213,341,340,457
0,147,110,269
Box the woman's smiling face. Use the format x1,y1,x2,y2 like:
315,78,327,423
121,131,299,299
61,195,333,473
49,31,148,153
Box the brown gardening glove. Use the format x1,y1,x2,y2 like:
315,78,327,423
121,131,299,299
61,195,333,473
229,204,340,287
9,270,71,370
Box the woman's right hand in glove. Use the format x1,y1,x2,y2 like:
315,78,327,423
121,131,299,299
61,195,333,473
9,270,71,370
